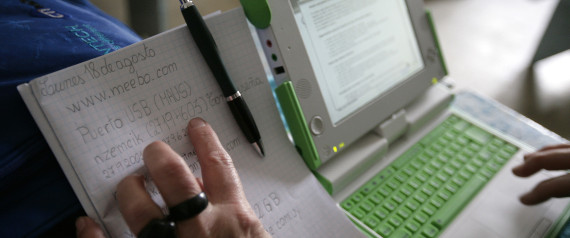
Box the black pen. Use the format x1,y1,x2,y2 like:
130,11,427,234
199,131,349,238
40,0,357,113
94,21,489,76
178,0,264,157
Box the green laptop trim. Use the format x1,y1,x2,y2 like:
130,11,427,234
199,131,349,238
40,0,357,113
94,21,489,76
275,81,321,170
239,0,271,28
426,10,448,76
312,170,333,195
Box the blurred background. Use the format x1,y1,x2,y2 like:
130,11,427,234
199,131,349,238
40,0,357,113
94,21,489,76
90,0,237,37
91,0,570,140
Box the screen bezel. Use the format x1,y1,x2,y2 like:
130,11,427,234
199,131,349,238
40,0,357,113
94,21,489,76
268,0,446,163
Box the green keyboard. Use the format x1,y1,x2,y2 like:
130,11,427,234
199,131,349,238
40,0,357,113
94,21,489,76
340,115,519,237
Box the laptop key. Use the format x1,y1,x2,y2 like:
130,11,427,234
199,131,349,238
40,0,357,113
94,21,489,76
392,192,405,204
391,145,423,169
504,144,518,154
438,190,452,201
479,168,494,179
414,212,428,224
491,138,505,147
457,136,469,146
373,207,389,220
407,178,421,189
340,200,355,210
351,193,364,203
421,204,436,216
400,185,413,196
420,125,448,147
388,216,403,228
430,175,486,229
397,207,412,219
405,200,420,211
375,223,394,237
465,126,491,145
377,186,392,197
363,215,380,228
452,119,469,131
404,220,421,233
350,208,366,220
368,193,383,205
359,201,374,213
421,224,439,238
391,228,412,238
413,193,428,203
383,200,397,212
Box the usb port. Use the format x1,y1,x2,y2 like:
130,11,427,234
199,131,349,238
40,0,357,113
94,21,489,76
274,66,285,75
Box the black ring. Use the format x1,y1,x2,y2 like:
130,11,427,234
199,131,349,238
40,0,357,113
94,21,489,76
167,192,209,221
138,218,176,238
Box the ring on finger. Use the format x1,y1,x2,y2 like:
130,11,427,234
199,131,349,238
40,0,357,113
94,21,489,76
138,192,208,237
138,218,176,238
167,192,209,222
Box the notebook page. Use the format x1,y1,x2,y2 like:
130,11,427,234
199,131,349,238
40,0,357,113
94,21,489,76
25,8,361,238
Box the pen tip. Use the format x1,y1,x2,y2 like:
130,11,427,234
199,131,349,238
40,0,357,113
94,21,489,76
253,141,265,157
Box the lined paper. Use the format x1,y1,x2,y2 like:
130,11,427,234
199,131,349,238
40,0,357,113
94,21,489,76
19,8,362,238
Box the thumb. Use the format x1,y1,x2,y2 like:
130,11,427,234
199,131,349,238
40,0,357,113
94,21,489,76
76,216,106,238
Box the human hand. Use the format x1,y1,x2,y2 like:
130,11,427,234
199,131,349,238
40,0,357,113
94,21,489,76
76,117,269,238
512,143,570,205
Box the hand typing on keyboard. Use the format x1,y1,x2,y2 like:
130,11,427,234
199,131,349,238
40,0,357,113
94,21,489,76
512,143,570,205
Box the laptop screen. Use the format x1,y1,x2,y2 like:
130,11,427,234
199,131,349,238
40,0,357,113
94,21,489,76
290,0,424,124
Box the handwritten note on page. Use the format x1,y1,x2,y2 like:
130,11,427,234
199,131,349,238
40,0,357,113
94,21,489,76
18,8,362,238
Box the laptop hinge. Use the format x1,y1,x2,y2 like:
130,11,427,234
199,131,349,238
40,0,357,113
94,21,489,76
374,83,454,149
314,84,454,195
405,83,455,135
373,109,409,144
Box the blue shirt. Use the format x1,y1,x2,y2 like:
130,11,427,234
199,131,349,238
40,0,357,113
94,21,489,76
0,1,140,236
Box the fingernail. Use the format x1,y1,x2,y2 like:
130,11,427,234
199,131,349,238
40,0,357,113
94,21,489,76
520,194,533,205
190,118,206,128
523,154,531,161
512,164,528,177
512,164,522,173
76,217,86,232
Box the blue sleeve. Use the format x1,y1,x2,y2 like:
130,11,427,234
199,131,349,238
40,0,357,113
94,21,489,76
0,0,141,236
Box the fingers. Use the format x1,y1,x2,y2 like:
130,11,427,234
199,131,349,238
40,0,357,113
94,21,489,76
143,141,203,207
187,118,244,204
122,139,210,236
520,173,570,205
75,217,106,238
116,174,163,235
512,146,570,177
115,117,264,237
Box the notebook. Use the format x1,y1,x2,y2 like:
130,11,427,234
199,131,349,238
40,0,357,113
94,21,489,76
257,0,570,237
17,8,363,238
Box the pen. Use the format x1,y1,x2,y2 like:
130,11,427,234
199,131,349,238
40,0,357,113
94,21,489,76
178,0,265,157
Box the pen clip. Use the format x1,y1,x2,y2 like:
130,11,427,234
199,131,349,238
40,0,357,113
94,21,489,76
239,0,271,29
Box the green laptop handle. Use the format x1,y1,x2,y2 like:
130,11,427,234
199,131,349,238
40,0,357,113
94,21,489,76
239,0,271,29
275,81,321,170
426,10,448,76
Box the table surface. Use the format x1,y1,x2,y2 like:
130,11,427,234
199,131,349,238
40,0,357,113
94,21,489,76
426,0,570,139
426,0,558,97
